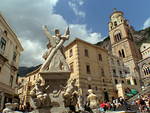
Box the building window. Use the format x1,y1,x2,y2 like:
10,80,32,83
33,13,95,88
0,37,6,51
119,71,122,76
86,65,91,74
103,79,105,82
114,21,117,26
119,50,122,57
111,58,114,64
13,52,17,61
117,60,120,66
115,33,122,42
95,86,98,91
69,62,74,73
10,75,13,87
115,79,118,84
98,54,102,61
118,49,125,58
101,68,105,76
113,69,116,76
121,49,125,58
127,80,131,85
34,75,36,80
84,49,89,57
69,49,73,57
4,30,7,36
88,84,91,89
134,79,137,85
122,80,124,84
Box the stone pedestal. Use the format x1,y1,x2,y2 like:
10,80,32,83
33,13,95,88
39,71,70,113
31,108,51,113
40,71,70,93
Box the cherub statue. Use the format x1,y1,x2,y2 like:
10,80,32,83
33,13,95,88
29,79,51,109
40,26,70,72
62,79,79,112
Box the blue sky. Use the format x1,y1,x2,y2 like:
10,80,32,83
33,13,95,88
0,0,150,66
56,0,150,37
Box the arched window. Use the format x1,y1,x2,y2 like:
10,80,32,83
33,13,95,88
4,30,7,36
115,79,118,84
119,50,122,57
121,49,125,58
114,30,122,42
118,49,125,58
114,21,117,26
144,70,147,75
142,64,150,75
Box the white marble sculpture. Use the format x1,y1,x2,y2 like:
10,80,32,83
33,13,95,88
62,79,79,111
2,103,13,113
87,89,99,113
40,26,70,72
29,79,51,109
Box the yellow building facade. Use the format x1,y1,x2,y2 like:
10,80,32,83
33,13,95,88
65,38,116,102
0,13,23,110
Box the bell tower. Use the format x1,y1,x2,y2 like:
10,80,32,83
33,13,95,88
109,9,142,78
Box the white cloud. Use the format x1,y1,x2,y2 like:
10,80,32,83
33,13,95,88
0,0,102,67
79,0,85,6
143,17,150,29
68,0,85,18
69,24,102,44
19,37,45,67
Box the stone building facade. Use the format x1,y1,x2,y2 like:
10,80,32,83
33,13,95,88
108,10,142,87
65,38,116,102
0,13,23,110
109,54,140,98
138,43,150,87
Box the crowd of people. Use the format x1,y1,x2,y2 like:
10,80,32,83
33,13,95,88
98,97,130,112
83,95,150,113
133,94,150,113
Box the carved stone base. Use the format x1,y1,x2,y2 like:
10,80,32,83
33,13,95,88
31,108,51,113
39,71,70,113
40,71,70,93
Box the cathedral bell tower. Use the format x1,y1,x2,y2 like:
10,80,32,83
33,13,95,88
109,9,142,78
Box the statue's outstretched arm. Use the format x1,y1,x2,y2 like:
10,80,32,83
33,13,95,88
42,25,52,40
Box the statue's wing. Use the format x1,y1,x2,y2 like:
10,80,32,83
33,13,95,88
42,25,55,47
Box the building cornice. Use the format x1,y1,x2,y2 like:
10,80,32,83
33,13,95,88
65,38,108,53
0,13,24,52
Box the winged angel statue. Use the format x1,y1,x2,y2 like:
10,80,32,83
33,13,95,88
40,26,70,72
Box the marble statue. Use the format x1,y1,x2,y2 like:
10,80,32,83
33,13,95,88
29,79,51,109
40,26,70,72
2,103,13,113
87,89,99,113
2,103,21,113
62,78,79,112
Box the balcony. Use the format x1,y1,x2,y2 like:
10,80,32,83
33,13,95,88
11,61,18,71
0,49,8,65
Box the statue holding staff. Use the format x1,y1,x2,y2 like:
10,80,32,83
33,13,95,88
40,26,70,72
